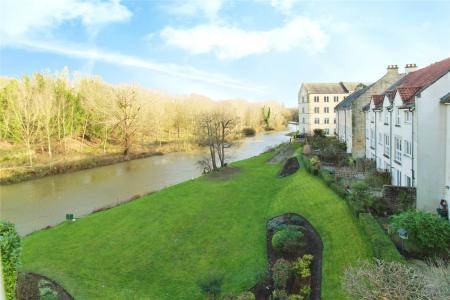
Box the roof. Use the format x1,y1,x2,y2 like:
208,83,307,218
301,82,362,94
371,74,409,109
335,84,370,110
396,57,450,103
441,92,450,104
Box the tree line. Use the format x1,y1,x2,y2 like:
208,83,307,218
0,69,290,167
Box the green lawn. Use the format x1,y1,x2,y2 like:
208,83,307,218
21,151,372,299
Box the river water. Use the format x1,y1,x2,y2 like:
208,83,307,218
0,129,292,235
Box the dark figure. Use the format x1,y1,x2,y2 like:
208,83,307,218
437,199,448,219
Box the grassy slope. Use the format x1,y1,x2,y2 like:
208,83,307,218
21,152,372,299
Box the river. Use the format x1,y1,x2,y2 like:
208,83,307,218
0,128,293,235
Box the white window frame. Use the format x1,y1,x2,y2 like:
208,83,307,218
314,107,319,113
404,140,412,156
334,96,339,102
395,108,400,126
324,96,329,103
384,134,390,157
405,175,412,187
395,136,402,162
396,169,402,186
404,111,411,123
384,111,389,124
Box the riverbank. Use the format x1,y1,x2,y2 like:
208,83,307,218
21,147,372,299
0,129,290,185
0,149,169,185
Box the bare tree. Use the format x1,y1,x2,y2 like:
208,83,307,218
9,77,40,166
113,87,141,158
213,111,235,168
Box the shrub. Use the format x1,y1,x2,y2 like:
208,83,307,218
292,255,313,299
272,259,291,290
347,181,375,214
390,210,450,257
271,289,288,300
330,183,347,198
272,228,306,255
287,295,303,300
198,272,224,300
309,156,320,175
292,254,313,280
0,221,21,300
313,129,325,138
319,169,334,186
359,213,404,262
242,127,256,137
267,219,284,232
343,259,446,299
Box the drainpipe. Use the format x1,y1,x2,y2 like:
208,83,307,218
374,109,377,161
344,109,347,143
409,106,415,187
388,105,394,183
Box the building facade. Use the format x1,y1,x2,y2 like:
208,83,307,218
364,58,450,218
335,65,405,157
298,82,361,136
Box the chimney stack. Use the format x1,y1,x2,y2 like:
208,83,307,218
387,64,399,75
405,63,417,73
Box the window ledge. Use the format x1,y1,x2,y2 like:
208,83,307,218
394,160,402,166
384,123,389,125
383,154,390,159
395,124,400,127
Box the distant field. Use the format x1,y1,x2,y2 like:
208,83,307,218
21,149,372,299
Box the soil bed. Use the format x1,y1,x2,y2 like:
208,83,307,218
251,213,323,300
17,272,74,300
278,157,300,177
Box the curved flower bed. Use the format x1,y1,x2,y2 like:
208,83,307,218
252,213,323,299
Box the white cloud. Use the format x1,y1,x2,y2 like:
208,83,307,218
270,0,299,15
160,17,328,60
160,0,226,19
0,0,131,38
7,38,264,93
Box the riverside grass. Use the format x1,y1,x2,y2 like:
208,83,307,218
21,150,372,299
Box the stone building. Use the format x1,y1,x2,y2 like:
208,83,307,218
298,82,361,136
335,65,405,157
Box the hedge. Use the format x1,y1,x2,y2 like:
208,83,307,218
359,213,404,262
0,221,21,300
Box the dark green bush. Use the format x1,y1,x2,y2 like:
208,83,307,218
198,271,224,300
359,213,404,262
330,183,347,198
319,169,334,186
267,219,284,232
272,227,306,255
272,259,291,290
242,128,256,137
390,210,450,257
0,221,21,300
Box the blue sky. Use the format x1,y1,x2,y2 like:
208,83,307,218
1,0,449,107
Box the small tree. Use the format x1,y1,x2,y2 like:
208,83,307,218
113,86,141,158
0,221,21,300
